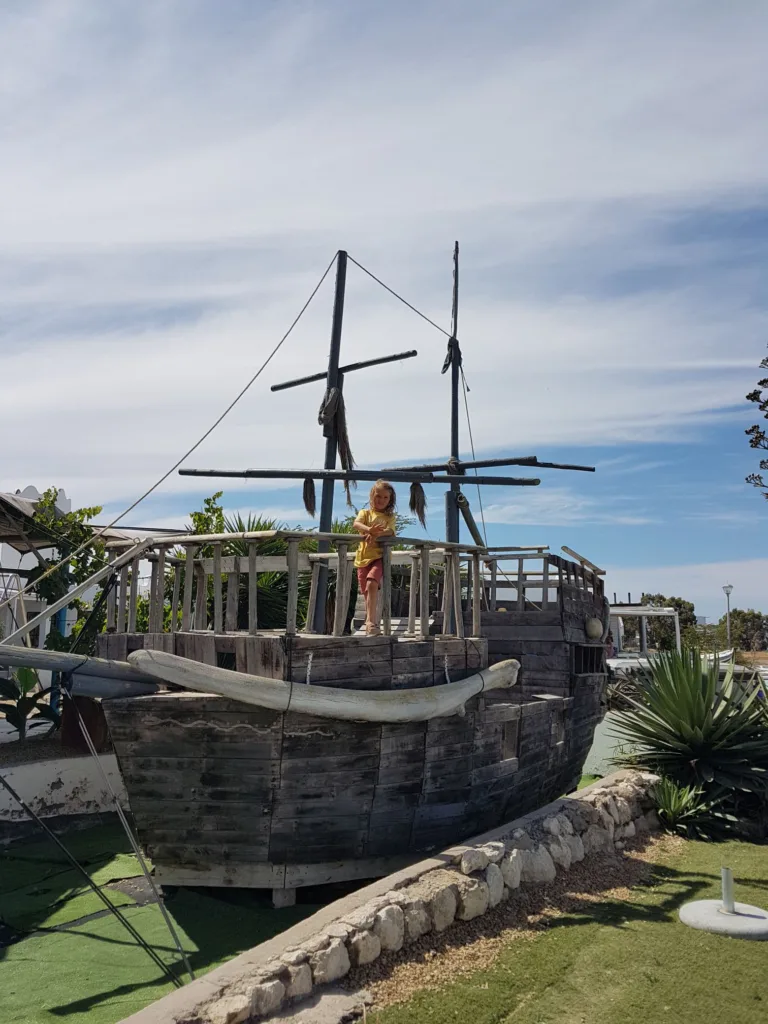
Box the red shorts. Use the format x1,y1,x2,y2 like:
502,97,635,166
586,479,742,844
357,559,383,590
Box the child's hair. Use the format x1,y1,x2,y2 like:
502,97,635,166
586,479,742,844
369,479,396,514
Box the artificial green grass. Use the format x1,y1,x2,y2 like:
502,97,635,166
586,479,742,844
372,839,768,1024
577,773,601,789
0,823,321,1024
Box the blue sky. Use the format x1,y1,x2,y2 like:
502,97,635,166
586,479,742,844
1,1,766,620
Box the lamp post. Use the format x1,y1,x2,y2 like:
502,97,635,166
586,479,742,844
722,584,733,648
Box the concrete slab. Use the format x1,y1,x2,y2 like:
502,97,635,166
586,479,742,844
679,899,768,940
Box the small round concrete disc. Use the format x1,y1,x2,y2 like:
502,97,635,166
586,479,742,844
679,900,768,940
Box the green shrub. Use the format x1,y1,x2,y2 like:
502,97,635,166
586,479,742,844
611,650,768,835
0,667,59,739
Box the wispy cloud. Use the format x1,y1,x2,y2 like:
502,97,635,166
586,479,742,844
483,487,656,527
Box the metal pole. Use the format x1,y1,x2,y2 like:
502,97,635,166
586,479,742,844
726,591,731,648
314,251,347,632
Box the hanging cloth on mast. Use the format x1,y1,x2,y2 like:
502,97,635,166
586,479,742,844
317,387,357,507
441,336,462,375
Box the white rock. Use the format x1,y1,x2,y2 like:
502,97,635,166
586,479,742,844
303,933,331,954
403,899,431,943
623,820,636,839
547,836,572,871
565,833,585,863
582,824,613,856
310,938,350,985
373,905,405,952
284,964,312,1001
542,815,561,837
460,848,489,874
485,863,504,907
250,979,285,1018
456,877,490,920
480,841,507,864
282,948,308,966
429,885,458,932
557,813,575,836
520,845,557,884
348,929,381,966
615,841,625,851
508,829,535,851
613,797,633,826
501,848,523,889
208,994,251,1024
596,807,615,839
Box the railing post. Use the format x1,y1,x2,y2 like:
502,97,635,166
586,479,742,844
148,553,160,634
333,544,349,637
181,546,197,631
285,539,299,636
381,542,392,637
225,555,240,632
194,562,207,630
516,556,524,611
248,543,258,635
128,555,140,633
305,561,320,633
442,552,454,638
117,563,128,634
490,558,497,612
213,543,223,633
471,551,481,637
542,557,549,610
419,545,430,639
452,554,465,638
106,550,118,633
406,552,419,636
170,562,181,634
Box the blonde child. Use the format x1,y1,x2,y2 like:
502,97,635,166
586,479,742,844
353,480,397,636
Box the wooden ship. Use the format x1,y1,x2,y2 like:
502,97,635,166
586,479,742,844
0,246,610,904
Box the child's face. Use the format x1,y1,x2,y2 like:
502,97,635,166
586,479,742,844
372,487,391,512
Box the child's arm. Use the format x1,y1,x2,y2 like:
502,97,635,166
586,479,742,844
352,514,373,536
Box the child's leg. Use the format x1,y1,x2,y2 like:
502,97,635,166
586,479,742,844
365,579,379,627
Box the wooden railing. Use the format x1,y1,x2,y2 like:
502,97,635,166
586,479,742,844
476,547,604,613
101,531,490,640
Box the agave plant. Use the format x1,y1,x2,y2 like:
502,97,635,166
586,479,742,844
610,650,768,799
650,777,733,839
0,667,59,739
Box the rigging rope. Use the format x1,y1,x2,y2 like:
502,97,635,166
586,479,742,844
0,253,338,618
347,256,451,338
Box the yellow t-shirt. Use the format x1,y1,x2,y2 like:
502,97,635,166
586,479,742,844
353,509,397,567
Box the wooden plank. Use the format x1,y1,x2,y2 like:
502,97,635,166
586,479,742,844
542,559,549,610
471,757,519,785
490,560,498,612
471,552,481,637
516,557,525,610
248,543,258,635
127,555,140,633
170,564,181,633
442,552,454,637
181,546,197,632
452,555,465,638
194,562,207,630
285,539,299,636
332,544,349,637
381,543,392,636
213,543,223,633
406,553,418,636
419,545,430,639
116,563,128,634
148,557,160,635
225,555,240,632
153,863,286,888
304,561,320,633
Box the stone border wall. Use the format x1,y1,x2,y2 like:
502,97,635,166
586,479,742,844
121,770,659,1024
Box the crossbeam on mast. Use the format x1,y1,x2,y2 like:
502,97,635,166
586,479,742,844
179,468,541,487
382,456,596,474
271,350,418,392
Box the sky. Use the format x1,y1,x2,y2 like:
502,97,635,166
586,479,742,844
1,0,766,621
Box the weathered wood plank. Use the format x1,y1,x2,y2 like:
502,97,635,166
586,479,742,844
225,556,240,632
181,548,197,632
285,539,299,636
213,543,223,633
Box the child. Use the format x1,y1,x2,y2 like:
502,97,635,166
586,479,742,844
353,480,397,636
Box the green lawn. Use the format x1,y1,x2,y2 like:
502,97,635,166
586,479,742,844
372,838,768,1024
0,824,320,1024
